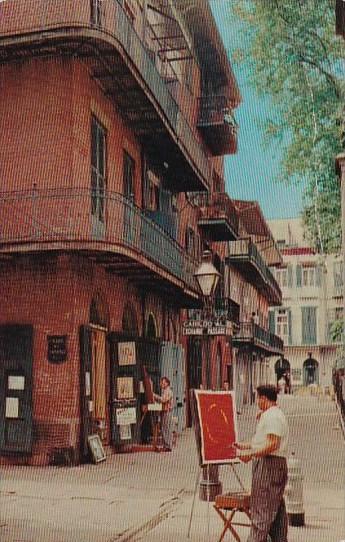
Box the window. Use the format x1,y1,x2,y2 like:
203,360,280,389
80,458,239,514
123,151,135,200
91,116,106,223
185,227,196,257
276,268,288,288
301,307,317,345
90,0,104,26
333,261,343,289
276,310,288,339
302,266,315,287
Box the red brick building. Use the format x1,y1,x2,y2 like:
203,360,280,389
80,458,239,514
0,0,245,465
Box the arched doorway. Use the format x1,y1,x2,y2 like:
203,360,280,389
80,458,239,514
275,358,291,381
303,356,319,386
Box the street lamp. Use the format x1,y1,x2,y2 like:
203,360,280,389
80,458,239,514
194,250,222,501
194,250,221,299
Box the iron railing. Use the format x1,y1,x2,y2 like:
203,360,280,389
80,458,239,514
193,192,239,238
0,187,198,292
214,297,240,326
0,0,211,189
233,322,284,353
228,238,281,303
198,95,238,129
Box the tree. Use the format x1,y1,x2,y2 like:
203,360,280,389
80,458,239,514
231,0,345,252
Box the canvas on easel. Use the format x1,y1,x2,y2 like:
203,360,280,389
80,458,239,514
193,389,239,465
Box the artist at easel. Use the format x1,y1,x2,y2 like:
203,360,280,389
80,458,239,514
140,366,162,450
153,376,174,452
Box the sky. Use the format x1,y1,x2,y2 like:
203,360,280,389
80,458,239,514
210,2,306,220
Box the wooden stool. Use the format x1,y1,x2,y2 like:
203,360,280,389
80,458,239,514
213,491,251,542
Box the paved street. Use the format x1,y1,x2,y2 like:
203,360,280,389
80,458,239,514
1,394,344,542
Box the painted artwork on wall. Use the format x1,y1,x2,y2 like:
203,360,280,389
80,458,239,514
192,390,238,466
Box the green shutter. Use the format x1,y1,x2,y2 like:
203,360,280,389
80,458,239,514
296,264,302,287
269,310,275,333
288,309,292,345
302,307,317,345
316,266,322,287
288,265,293,287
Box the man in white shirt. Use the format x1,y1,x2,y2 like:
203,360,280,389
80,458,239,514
153,376,174,451
234,384,289,542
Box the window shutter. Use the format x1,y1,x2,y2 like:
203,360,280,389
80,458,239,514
288,265,293,287
316,265,322,287
302,307,317,345
288,309,292,345
296,264,302,287
269,310,275,334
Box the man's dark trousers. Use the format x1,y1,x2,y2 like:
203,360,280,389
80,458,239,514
247,456,288,542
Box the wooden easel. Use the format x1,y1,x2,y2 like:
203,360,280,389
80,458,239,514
139,403,162,450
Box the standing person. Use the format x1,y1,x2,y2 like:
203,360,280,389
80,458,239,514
153,376,174,451
234,384,289,542
278,374,286,394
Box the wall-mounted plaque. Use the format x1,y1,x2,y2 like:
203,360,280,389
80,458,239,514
5,397,19,418
117,377,134,399
119,425,131,440
8,375,25,390
47,335,67,364
116,407,136,425
118,341,136,366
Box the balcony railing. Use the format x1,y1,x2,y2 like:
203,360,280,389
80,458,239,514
214,297,240,327
193,192,239,240
198,95,238,129
227,238,282,305
0,187,198,293
0,0,211,190
233,322,284,355
197,95,238,155
187,297,240,327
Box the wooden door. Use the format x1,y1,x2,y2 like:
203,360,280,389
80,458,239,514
0,326,33,454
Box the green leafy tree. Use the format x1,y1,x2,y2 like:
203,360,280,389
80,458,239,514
231,0,345,252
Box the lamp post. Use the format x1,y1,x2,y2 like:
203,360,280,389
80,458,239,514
194,250,223,501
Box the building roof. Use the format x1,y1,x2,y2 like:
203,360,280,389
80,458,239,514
233,200,282,265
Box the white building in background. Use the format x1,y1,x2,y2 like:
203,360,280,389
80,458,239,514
268,218,343,390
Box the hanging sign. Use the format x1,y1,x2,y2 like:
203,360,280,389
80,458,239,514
182,319,232,336
116,407,136,425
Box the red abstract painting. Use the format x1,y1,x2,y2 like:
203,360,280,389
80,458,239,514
195,390,238,464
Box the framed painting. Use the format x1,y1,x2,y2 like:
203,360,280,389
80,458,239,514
87,434,106,464
193,390,238,466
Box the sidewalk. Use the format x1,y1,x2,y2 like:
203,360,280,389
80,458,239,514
0,395,344,541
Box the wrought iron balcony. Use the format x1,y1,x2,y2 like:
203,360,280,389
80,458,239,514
197,95,238,156
226,238,282,305
0,187,199,302
214,297,240,328
232,322,284,356
187,297,240,328
193,192,239,241
0,0,211,192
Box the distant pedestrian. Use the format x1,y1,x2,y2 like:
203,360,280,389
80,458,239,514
278,375,286,394
234,384,289,542
153,377,174,451
223,380,230,391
